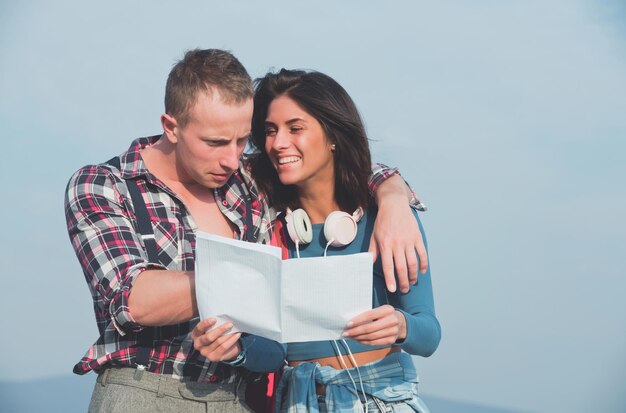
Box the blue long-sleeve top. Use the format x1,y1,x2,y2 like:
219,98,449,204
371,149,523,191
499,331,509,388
284,205,441,361
236,333,286,372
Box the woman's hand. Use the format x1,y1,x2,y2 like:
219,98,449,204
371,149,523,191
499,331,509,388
343,305,407,346
191,318,242,362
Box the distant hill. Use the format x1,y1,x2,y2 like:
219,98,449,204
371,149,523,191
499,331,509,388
0,374,528,412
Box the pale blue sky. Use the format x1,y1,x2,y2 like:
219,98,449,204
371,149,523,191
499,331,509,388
1,1,625,412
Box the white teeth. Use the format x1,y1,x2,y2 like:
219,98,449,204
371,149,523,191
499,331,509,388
278,156,301,165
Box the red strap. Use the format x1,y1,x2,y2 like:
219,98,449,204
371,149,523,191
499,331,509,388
267,220,288,412
266,373,275,398
269,220,290,259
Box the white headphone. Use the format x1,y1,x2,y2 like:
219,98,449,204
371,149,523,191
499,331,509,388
284,207,364,253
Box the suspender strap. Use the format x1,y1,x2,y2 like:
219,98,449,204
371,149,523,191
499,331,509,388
126,181,160,264
106,156,157,369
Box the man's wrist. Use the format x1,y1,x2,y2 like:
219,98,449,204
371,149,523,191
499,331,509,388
377,192,408,209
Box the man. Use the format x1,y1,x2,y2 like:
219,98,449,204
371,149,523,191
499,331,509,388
65,49,427,412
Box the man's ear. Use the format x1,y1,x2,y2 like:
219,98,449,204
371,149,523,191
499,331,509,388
161,113,179,143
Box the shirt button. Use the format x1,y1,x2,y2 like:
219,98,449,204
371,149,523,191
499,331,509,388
222,200,228,206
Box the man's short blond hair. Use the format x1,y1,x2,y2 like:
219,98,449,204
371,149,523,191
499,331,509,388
165,49,253,127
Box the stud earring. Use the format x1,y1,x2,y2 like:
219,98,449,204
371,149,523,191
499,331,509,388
330,144,336,152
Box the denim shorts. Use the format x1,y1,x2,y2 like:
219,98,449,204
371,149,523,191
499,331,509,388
317,392,431,413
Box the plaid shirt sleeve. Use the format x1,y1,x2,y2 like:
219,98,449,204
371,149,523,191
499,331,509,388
65,165,166,336
369,163,426,211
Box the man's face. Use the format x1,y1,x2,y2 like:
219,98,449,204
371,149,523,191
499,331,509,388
173,91,253,189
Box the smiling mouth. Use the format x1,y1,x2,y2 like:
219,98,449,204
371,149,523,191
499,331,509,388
278,156,301,165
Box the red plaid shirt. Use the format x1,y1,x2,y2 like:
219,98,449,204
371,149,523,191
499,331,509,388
65,135,409,381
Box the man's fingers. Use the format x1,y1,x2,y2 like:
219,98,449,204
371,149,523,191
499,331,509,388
368,234,379,262
380,247,396,293
393,248,409,293
405,245,418,285
415,239,428,274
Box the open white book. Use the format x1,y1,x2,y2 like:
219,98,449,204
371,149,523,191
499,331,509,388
194,232,373,342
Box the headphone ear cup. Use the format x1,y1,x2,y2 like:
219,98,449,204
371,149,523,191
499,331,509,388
286,208,313,245
324,211,358,247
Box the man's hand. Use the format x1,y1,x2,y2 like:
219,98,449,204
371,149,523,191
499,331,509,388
343,305,406,346
369,198,427,293
191,318,242,362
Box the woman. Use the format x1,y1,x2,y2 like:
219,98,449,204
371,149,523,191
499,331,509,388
249,69,441,412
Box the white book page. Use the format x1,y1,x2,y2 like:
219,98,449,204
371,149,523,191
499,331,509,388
196,231,282,257
280,252,373,342
195,233,283,341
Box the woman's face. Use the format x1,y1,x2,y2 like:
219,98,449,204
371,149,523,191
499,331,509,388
264,95,335,189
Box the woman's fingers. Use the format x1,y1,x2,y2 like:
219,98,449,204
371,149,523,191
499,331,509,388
344,305,399,342
191,319,243,362
215,332,243,361
196,331,242,361
190,318,217,341
346,323,400,345
194,321,232,347
345,318,399,339
351,327,401,346
347,305,394,327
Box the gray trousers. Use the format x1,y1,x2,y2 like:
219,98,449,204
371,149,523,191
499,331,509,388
89,368,253,413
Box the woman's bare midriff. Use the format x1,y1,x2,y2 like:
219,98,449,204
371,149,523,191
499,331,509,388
288,346,400,370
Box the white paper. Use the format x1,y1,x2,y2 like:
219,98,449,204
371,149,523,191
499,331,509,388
194,232,372,342
195,232,283,340
281,254,373,342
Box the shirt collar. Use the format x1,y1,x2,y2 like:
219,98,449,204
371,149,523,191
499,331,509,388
118,135,160,180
